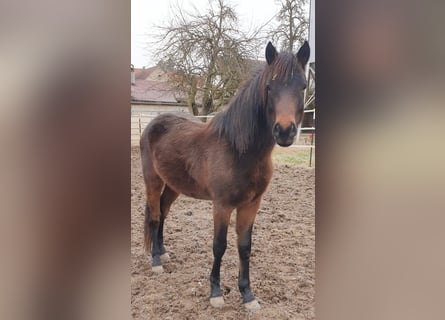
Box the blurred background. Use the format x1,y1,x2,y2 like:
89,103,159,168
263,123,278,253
0,0,130,319
316,0,445,319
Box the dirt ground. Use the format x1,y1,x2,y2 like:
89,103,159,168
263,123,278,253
131,147,315,319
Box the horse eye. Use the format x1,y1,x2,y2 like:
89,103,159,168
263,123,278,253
302,84,307,90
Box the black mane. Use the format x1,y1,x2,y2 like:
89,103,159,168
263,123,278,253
209,52,301,155
209,67,267,155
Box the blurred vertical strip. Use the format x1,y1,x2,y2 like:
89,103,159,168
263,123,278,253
0,0,130,319
317,0,445,319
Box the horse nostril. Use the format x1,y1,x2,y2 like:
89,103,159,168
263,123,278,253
273,123,281,135
289,123,297,137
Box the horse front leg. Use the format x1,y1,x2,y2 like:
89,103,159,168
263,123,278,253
209,204,233,308
236,199,261,311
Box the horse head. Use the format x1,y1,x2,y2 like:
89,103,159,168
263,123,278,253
264,41,310,147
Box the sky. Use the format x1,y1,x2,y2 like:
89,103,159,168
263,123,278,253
131,0,284,68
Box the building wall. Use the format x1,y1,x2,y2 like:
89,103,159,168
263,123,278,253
131,103,189,114
131,103,190,146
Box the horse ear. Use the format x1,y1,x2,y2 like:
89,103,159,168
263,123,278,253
296,41,310,68
266,42,277,65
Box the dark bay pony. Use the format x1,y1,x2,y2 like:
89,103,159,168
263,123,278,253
140,41,310,311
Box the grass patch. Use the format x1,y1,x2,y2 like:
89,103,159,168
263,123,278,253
272,147,315,167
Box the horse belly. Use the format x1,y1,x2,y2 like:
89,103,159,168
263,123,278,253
165,174,211,200
180,186,212,200
155,161,211,200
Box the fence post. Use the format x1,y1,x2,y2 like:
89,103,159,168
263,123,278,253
308,110,315,167
138,114,142,138
309,133,314,167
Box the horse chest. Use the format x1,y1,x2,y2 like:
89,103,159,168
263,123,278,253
225,163,272,206
249,166,272,194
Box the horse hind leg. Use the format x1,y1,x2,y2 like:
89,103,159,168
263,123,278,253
158,185,179,263
209,204,233,308
143,174,165,273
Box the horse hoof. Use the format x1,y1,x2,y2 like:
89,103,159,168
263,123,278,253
244,299,261,312
160,252,170,263
152,265,164,274
210,296,225,308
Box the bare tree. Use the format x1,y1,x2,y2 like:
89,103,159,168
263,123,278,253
270,0,309,52
151,0,262,116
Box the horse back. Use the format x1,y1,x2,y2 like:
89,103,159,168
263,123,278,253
142,112,200,140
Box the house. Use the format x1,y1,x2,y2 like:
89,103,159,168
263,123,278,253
131,65,190,145
131,65,189,115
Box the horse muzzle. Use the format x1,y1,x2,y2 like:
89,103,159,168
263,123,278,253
273,122,297,147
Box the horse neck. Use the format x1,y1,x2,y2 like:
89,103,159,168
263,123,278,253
240,117,275,157
213,71,276,157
